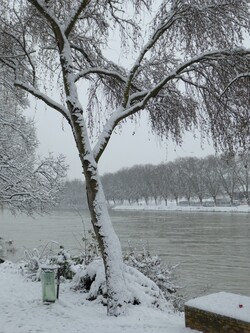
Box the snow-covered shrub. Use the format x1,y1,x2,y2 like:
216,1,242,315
20,234,183,310
124,247,177,294
124,247,184,311
72,239,183,310
72,258,168,309
72,259,107,302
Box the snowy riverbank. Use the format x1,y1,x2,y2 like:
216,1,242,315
113,203,250,213
0,261,198,333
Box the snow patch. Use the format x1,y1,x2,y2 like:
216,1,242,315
113,203,250,213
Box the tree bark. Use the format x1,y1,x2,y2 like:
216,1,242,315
69,109,129,315
82,157,129,316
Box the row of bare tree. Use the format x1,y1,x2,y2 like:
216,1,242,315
101,155,250,206
61,154,250,208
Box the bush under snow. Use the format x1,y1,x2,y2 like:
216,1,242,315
20,235,182,311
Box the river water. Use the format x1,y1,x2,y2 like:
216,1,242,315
1,209,249,300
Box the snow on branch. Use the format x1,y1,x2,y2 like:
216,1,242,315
93,108,123,162
141,48,250,102
74,67,128,84
14,80,70,120
0,90,68,214
0,51,36,59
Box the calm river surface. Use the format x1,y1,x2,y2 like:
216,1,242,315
1,209,249,300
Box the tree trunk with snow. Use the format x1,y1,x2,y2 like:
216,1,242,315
81,156,128,315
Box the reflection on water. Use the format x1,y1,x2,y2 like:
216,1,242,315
1,209,249,299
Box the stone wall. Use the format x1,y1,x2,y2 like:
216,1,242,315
185,305,250,333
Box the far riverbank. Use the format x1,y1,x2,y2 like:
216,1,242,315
113,203,250,213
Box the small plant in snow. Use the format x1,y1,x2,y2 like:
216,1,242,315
124,248,176,293
20,230,99,282
49,246,83,280
20,241,81,281
21,247,42,281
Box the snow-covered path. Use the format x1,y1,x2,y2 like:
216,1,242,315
0,261,199,333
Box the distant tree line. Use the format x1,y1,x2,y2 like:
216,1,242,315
101,154,250,207
60,154,250,209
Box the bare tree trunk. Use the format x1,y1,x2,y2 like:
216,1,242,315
229,195,234,206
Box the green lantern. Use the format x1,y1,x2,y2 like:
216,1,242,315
41,266,57,303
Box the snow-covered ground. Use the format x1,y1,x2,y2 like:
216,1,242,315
113,203,250,213
0,261,199,333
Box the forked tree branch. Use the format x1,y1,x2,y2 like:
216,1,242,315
74,67,128,84
122,9,181,107
221,72,250,96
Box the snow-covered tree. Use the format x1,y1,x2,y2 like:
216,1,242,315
0,88,67,214
0,0,250,315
